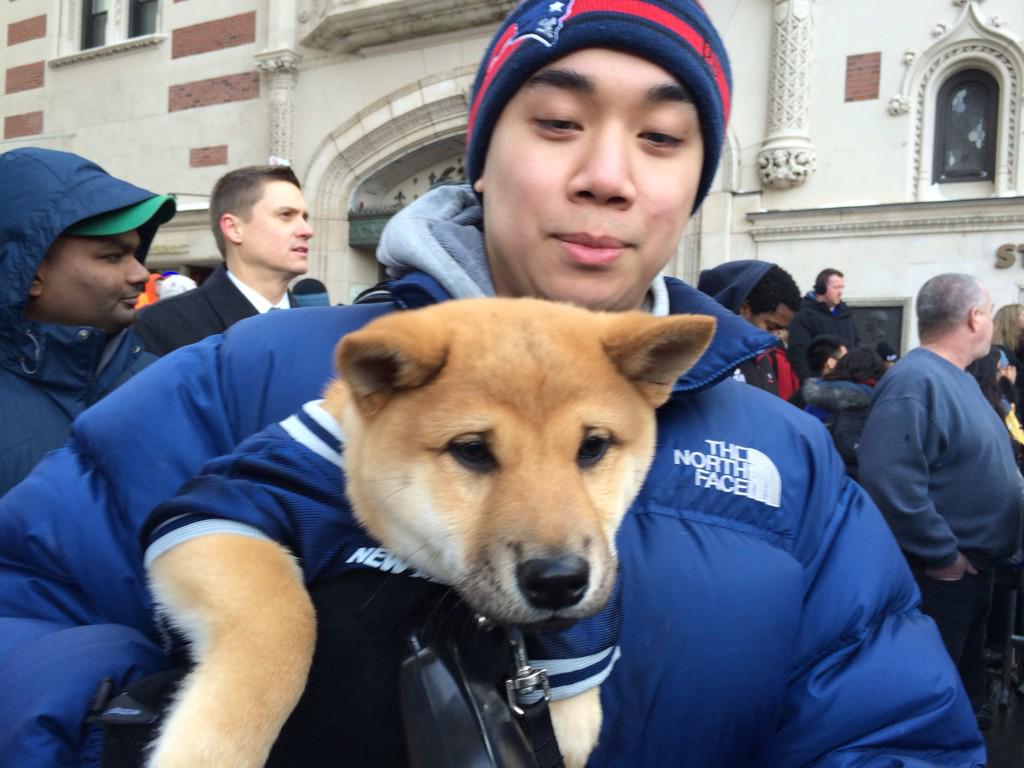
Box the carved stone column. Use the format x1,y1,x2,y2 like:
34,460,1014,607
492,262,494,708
757,0,817,190
255,50,302,165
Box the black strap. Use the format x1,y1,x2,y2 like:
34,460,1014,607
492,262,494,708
518,698,564,768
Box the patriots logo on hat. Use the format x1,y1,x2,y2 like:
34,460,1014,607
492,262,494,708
510,0,574,47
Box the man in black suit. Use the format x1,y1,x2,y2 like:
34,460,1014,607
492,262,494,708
134,165,314,355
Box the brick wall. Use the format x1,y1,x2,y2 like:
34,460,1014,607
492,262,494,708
4,111,43,139
845,52,881,103
8,15,46,46
190,145,228,167
172,12,256,59
169,72,259,112
6,61,45,94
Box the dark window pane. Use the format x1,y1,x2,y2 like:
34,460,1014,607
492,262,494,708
942,85,988,175
933,69,998,184
82,0,107,49
131,0,158,37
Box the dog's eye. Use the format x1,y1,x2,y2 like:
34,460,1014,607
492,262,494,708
448,439,497,473
577,435,612,468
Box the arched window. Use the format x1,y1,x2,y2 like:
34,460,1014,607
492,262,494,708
932,69,999,184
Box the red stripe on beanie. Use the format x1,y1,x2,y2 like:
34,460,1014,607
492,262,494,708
566,0,731,125
468,0,731,146
467,23,526,143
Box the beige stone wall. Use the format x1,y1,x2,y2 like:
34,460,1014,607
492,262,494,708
3,0,1024,328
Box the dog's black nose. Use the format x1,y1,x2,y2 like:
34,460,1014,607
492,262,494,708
516,556,589,610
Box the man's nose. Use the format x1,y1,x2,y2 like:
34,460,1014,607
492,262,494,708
568,127,636,207
126,257,150,285
297,217,314,240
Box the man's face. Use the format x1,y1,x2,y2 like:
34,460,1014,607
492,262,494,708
740,303,795,338
229,180,313,279
972,287,994,358
26,231,148,334
474,48,704,312
823,275,845,309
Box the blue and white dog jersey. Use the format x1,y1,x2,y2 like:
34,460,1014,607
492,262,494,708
142,400,621,701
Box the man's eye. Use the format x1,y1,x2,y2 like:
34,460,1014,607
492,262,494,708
641,132,682,149
536,118,579,133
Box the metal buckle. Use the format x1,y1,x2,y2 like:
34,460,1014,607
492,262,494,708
503,626,551,716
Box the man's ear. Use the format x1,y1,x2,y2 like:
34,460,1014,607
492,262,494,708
220,213,244,247
737,301,752,321
27,255,52,299
473,177,485,195
334,315,449,419
601,313,716,408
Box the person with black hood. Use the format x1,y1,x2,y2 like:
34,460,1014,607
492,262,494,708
787,267,859,382
697,260,801,398
0,148,175,495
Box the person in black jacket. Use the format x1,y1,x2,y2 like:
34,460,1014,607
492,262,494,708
787,268,858,382
134,165,314,355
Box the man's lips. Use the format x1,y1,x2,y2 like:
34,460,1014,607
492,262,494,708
557,233,628,267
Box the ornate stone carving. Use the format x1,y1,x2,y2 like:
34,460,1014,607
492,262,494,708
933,22,950,37
758,148,817,190
256,50,302,164
887,95,911,116
757,0,817,190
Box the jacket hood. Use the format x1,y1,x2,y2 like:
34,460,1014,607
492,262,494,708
696,260,773,313
387,273,776,395
801,378,873,411
0,148,167,329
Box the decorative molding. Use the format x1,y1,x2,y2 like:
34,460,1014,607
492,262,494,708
747,196,1024,242
299,0,515,54
48,34,167,68
886,0,1023,199
757,0,816,190
255,49,302,75
256,50,303,164
302,67,476,286
757,147,816,189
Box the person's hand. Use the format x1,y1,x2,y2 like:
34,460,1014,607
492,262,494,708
926,552,977,581
1005,364,1018,385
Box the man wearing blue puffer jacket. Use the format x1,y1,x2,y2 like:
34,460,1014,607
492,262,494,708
0,1,985,766
0,148,176,495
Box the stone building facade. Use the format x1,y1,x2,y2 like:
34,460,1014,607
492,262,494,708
2,0,1023,348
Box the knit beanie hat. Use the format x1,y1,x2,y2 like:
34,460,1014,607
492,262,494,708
466,0,732,213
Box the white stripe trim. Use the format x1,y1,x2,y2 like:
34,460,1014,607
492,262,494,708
302,399,345,443
280,414,343,467
144,520,270,568
528,643,615,676
521,646,621,703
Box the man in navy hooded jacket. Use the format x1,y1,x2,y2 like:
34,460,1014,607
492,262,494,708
698,260,802,398
0,148,175,494
0,3,986,767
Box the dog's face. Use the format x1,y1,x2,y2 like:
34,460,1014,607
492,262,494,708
323,298,714,628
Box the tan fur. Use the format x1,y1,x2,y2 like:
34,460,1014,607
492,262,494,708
147,297,714,768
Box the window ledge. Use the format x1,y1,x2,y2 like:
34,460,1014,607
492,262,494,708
49,34,167,69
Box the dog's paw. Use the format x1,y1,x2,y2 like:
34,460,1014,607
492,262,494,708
549,687,603,768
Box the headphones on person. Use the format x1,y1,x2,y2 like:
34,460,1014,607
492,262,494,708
814,272,832,296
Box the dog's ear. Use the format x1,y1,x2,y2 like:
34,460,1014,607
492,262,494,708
335,321,449,418
602,313,716,407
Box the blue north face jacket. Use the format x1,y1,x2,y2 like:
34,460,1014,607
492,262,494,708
0,272,983,766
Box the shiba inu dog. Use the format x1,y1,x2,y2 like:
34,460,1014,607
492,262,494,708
145,297,715,768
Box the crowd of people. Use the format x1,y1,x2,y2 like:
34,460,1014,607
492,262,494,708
0,0,1019,765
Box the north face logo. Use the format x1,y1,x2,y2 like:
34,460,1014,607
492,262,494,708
674,440,782,508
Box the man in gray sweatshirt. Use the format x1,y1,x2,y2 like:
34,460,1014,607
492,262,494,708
859,273,1021,725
